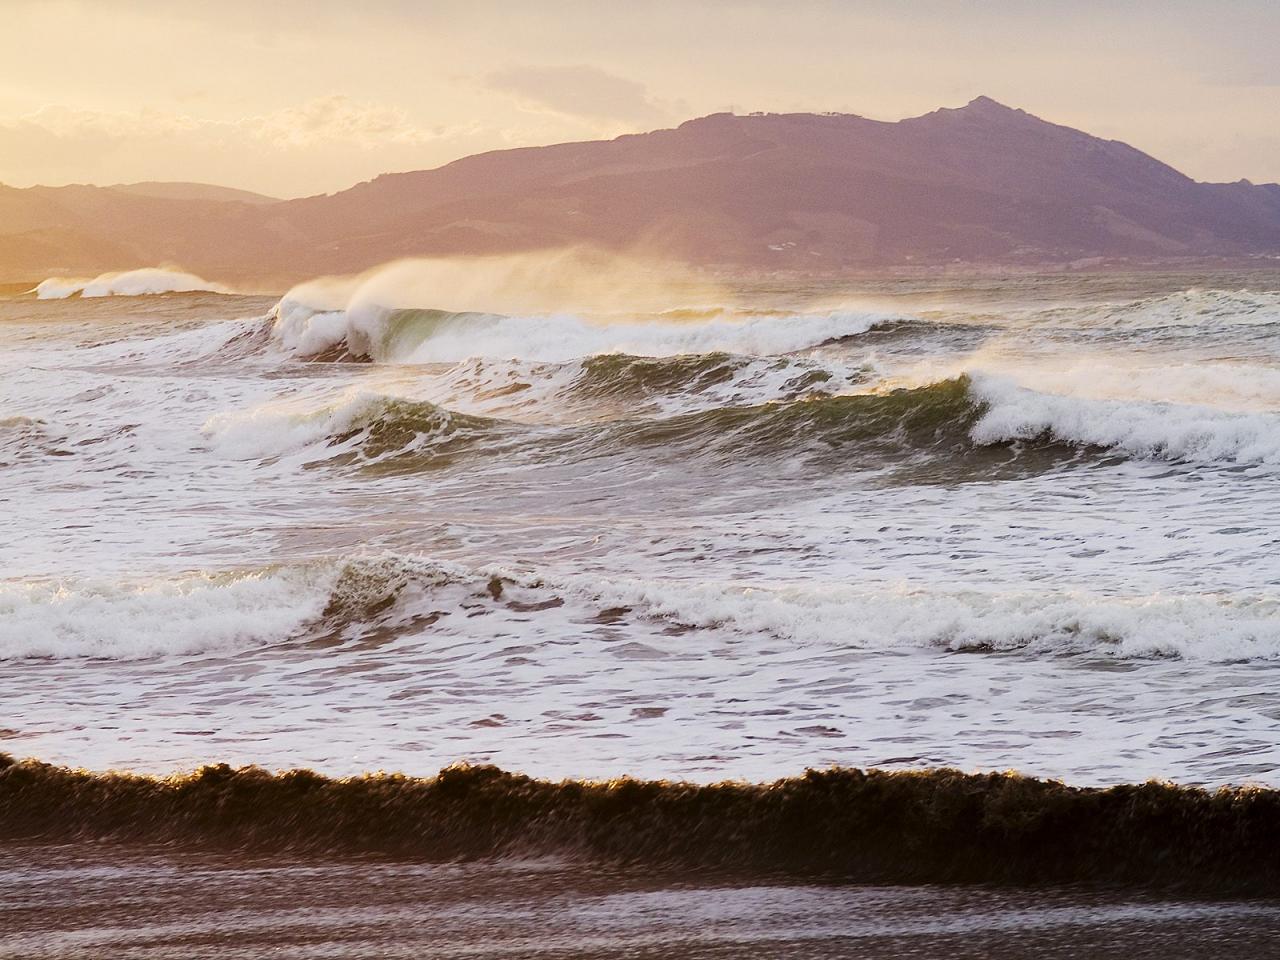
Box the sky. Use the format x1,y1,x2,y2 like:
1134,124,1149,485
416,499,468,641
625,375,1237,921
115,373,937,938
3,0,1280,198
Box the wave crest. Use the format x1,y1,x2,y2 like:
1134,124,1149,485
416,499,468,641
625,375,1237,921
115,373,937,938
272,301,895,364
971,374,1280,465
10,553,1279,663
203,392,501,465
34,268,230,300
3,757,1278,892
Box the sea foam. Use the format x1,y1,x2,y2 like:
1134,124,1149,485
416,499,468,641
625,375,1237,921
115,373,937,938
35,268,230,299
0,568,334,659
272,300,893,363
969,373,1280,464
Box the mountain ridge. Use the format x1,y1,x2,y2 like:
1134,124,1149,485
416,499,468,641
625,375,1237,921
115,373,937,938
5,97,1280,284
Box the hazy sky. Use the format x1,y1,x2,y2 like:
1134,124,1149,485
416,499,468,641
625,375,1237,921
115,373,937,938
3,0,1280,198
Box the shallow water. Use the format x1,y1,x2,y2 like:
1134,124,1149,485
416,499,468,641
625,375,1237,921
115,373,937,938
4,845,1280,960
3,272,1280,786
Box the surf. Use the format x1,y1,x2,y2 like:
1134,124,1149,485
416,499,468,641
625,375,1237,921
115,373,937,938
33,267,231,299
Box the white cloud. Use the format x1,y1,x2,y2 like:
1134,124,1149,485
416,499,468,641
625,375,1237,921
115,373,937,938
0,97,494,196
249,96,444,148
486,65,670,126
13,96,455,150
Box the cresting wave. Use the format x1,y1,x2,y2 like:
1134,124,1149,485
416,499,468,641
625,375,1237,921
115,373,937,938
34,267,230,299
201,369,1280,474
271,301,897,363
201,378,979,472
6,554,1280,662
3,756,1278,893
202,391,504,464
0,557,476,659
969,374,1280,465
430,351,873,421
1049,287,1280,330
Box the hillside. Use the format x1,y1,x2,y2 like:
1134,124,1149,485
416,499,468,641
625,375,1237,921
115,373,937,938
5,97,1280,284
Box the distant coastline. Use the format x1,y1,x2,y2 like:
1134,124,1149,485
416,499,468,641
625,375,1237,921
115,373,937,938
6,99,1280,286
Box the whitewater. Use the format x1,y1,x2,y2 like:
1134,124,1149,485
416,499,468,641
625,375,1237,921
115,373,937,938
3,265,1280,787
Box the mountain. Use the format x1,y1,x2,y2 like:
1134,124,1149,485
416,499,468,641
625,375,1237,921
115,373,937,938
107,182,279,205
5,97,1280,284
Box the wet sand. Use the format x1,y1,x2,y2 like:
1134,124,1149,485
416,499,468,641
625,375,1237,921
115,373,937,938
3,844,1279,959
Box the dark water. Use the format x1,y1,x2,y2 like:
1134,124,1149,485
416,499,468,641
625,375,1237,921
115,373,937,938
4,845,1280,960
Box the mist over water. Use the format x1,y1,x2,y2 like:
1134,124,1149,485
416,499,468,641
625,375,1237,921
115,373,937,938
3,264,1280,788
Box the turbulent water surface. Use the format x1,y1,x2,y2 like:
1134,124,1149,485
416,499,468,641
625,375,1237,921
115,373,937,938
3,270,1280,786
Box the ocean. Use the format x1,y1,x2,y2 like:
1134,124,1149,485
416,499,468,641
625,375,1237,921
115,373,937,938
3,264,1280,953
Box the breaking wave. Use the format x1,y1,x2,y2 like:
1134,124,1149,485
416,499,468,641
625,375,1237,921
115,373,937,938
1057,288,1280,330
200,377,1012,478
581,576,1280,662
203,392,504,465
7,554,1280,663
34,268,230,300
0,567,335,660
271,299,897,363
199,369,1280,477
971,374,1280,465
3,757,1278,893
0,557,480,660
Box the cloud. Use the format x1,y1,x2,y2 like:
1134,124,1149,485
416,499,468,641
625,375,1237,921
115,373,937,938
251,96,444,148
13,96,454,150
486,64,669,125
0,97,493,196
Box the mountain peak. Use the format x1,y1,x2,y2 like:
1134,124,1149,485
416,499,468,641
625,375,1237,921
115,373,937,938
906,96,1034,127
955,96,1031,119
965,95,1013,111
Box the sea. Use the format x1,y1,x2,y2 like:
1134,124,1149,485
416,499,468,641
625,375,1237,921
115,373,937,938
3,262,1280,955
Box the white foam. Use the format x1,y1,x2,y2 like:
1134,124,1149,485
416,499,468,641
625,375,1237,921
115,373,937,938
201,389,468,461
981,359,1280,412
273,300,892,363
1073,288,1280,329
0,568,334,660
10,550,1278,665
969,374,1280,464
426,353,876,421
554,573,1280,662
35,268,230,299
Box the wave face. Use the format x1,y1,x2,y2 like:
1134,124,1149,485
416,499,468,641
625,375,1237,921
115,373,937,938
35,268,230,299
202,393,504,467
197,370,1280,479
7,270,1280,792
4,757,1279,894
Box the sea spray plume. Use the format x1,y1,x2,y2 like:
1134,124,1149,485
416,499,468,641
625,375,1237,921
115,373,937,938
34,267,231,299
271,250,899,362
2,756,1279,893
281,249,729,320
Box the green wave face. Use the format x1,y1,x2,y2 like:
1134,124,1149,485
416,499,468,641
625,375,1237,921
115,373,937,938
302,374,1090,484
